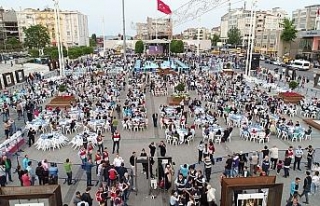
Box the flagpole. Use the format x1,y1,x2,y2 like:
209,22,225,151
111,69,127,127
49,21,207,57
155,18,158,39
122,0,127,69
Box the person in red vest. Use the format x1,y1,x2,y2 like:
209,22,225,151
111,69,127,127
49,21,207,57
96,133,104,153
112,130,121,154
95,151,102,174
87,143,94,160
95,187,107,206
78,146,87,165
102,147,109,161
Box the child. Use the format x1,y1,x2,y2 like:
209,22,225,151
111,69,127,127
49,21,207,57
276,160,283,175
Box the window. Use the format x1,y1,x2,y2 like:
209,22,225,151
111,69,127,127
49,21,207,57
263,35,268,39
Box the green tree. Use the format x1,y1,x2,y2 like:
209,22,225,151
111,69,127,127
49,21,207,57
227,27,242,46
175,40,184,53
170,40,184,53
5,37,22,50
280,18,298,53
23,24,50,55
210,34,220,47
89,34,97,47
135,40,144,54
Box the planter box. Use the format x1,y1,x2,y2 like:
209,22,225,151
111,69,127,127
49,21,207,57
167,97,184,106
278,92,304,104
46,96,75,108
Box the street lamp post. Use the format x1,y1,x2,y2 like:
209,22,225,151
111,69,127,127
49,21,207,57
53,0,64,76
122,0,127,70
245,0,255,77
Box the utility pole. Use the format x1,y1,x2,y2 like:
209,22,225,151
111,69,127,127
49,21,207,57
53,0,64,76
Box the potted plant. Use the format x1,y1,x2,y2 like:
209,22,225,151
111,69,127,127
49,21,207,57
288,80,299,90
174,82,185,93
58,84,67,93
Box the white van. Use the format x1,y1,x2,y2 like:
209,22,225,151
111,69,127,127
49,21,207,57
290,60,311,71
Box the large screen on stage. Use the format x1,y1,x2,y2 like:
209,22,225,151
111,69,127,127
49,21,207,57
148,45,163,55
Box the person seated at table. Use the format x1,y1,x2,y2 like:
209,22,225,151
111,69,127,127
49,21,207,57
204,127,210,136
305,126,312,135
222,128,232,142
215,129,222,136
184,128,193,142
287,120,294,126
295,121,300,127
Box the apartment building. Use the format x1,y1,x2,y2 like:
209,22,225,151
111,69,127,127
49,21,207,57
0,7,19,44
220,7,287,54
182,27,210,40
292,4,320,31
17,8,89,47
135,17,172,40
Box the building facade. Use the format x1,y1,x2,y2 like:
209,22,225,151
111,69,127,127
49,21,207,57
220,6,287,54
0,7,19,45
292,4,320,31
182,27,211,40
17,8,89,47
135,17,172,40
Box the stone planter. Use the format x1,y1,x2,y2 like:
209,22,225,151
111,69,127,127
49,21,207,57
167,97,184,106
278,92,304,104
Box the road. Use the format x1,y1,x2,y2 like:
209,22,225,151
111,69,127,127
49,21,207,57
260,61,319,81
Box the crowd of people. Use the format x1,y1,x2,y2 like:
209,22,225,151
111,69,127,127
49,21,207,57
0,53,320,206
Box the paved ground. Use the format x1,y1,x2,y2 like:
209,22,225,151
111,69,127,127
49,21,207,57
1,69,320,206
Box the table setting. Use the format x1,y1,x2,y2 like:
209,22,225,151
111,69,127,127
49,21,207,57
35,132,69,151
69,132,98,149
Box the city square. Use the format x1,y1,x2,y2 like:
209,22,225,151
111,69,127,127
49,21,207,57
1,1,320,206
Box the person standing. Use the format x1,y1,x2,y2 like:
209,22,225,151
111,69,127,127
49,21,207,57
81,187,93,206
293,146,303,171
64,158,72,185
238,151,247,174
152,113,158,127
0,160,6,187
26,161,36,185
158,141,166,157
283,154,292,178
300,171,312,205
3,120,11,139
204,156,212,182
269,145,279,170
27,128,36,147
148,142,156,157
261,145,269,159
35,162,45,185
2,156,12,183
261,156,270,176
112,130,121,154
197,141,205,164
249,152,259,175
306,145,314,170
82,133,89,149
84,159,94,187
288,177,301,202
129,152,136,176
96,133,104,153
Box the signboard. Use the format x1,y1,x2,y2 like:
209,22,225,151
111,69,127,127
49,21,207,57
15,204,45,206
300,30,320,38
2,72,15,87
15,69,25,83
237,193,266,206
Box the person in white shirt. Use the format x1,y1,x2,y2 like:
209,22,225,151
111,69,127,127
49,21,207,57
269,145,279,170
293,146,303,171
311,171,320,195
206,184,216,205
113,154,124,171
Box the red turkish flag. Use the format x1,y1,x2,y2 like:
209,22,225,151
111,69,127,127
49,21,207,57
157,0,172,15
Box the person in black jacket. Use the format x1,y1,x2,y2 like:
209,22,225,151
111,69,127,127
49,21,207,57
35,162,45,185
81,187,93,206
149,142,156,157
300,171,312,204
283,154,292,178
159,141,166,157
27,128,36,147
